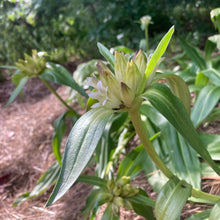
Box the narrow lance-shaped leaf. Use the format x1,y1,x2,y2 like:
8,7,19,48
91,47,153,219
97,42,115,69
159,74,191,114
5,76,29,107
127,189,156,219
13,162,60,207
179,37,206,70
191,85,220,128
142,83,220,176
145,26,174,80
40,62,88,97
201,68,220,86
77,175,107,189
46,107,113,206
155,176,192,220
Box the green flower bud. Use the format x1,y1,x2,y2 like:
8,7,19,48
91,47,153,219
120,82,135,108
15,50,46,77
107,179,115,191
112,185,122,196
126,186,139,197
113,196,124,207
116,176,130,186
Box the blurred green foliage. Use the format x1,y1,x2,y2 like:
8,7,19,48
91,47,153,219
0,0,219,64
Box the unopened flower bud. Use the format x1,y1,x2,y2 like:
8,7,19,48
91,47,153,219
120,82,134,107
117,176,130,186
126,186,139,197
121,184,132,197
107,179,115,191
113,185,122,196
113,196,124,207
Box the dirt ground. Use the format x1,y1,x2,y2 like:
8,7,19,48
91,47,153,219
0,70,219,220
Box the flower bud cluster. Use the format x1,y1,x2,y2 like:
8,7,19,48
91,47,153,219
87,50,148,111
16,50,46,77
106,176,139,216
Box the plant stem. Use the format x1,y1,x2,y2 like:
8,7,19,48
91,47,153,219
129,107,220,203
145,25,149,52
128,108,173,179
39,77,76,114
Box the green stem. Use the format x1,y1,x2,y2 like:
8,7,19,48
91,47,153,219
145,25,149,52
39,77,76,114
129,107,220,203
128,108,173,179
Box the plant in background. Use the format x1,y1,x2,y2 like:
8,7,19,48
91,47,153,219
45,26,220,219
1,49,89,206
140,15,152,52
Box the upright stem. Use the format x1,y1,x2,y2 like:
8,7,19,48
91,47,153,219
145,25,149,52
128,107,173,179
39,77,76,114
129,106,220,202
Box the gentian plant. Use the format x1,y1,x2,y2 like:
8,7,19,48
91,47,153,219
46,27,220,219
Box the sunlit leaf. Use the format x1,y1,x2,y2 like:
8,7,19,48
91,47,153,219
201,69,220,86
142,83,220,176
46,107,113,206
160,74,191,114
145,26,174,80
97,42,115,69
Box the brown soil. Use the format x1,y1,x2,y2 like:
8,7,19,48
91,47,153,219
0,71,219,220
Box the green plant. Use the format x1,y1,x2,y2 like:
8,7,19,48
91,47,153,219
44,27,220,219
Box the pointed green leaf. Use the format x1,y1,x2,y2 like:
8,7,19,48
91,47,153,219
209,200,220,220
160,74,191,114
46,107,113,206
13,162,60,206
201,69,220,86
127,189,155,219
141,103,201,189
142,83,220,176
155,177,192,220
145,26,174,80
205,40,216,60
52,110,77,165
179,37,207,70
203,107,220,126
162,125,201,189
41,62,88,97
97,42,115,68
186,209,211,220
116,145,146,180
77,175,107,188
191,85,220,128
0,65,18,69
82,188,110,218
5,76,29,107
199,132,220,161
